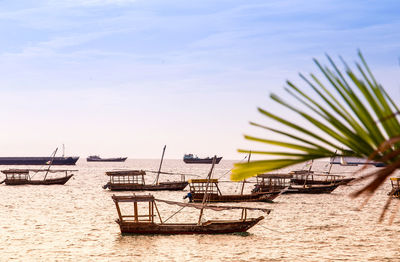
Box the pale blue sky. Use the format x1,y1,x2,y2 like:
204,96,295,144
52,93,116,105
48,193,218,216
1,0,399,159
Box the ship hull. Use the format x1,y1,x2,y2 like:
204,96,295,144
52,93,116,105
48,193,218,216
183,157,222,164
105,181,188,191
191,191,280,203
117,216,264,234
4,174,73,185
0,157,79,165
87,157,127,162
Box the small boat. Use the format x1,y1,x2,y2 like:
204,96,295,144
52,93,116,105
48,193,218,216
103,145,188,191
87,155,127,162
183,154,222,164
103,170,188,191
112,194,268,234
388,177,400,198
252,173,340,194
0,169,76,185
187,179,280,203
289,170,354,185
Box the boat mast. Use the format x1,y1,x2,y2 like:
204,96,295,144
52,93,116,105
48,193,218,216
197,156,217,225
44,147,58,180
240,152,251,195
155,145,166,185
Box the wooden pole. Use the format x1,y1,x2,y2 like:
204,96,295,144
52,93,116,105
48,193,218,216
198,156,217,225
240,152,251,195
44,147,58,181
155,145,166,185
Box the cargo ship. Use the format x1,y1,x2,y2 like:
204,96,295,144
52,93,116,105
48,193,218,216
183,154,222,164
87,155,127,162
0,156,79,165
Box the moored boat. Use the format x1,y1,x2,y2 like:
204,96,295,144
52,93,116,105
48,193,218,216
103,170,188,191
183,154,222,164
388,177,400,198
289,170,355,185
187,179,280,203
112,194,269,234
103,145,189,191
0,169,76,185
87,155,127,162
253,173,340,194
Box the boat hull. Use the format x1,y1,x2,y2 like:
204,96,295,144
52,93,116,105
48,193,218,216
105,181,188,191
283,184,339,194
183,157,222,164
87,157,127,162
290,178,354,185
254,184,339,194
4,174,74,185
0,157,79,165
191,192,280,203
117,216,264,234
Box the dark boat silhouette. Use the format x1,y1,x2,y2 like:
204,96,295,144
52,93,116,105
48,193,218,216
87,155,127,162
0,156,79,165
183,154,222,164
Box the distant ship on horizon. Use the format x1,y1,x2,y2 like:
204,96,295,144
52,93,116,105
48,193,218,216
0,156,79,165
183,154,222,164
87,155,127,162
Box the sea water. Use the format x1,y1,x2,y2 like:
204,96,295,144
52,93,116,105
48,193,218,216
0,159,399,261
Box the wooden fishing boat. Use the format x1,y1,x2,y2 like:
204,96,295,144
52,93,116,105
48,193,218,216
289,170,355,185
112,194,268,234
103,170,188,191
253,173,340,194
0,169,75,185
187,179,280,203
103,145,189,191
388,177,400,198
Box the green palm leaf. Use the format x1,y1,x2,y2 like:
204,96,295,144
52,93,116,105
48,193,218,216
231,51,400,198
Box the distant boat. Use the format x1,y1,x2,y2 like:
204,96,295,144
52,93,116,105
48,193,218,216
330,156,385,167
0,157,79,165
183,154,222,164
87,155,127,162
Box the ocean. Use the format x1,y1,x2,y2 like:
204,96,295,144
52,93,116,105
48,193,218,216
0,159,399,261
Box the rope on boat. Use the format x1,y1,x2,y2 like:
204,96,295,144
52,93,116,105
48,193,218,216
163,206,186,223
217,155,248,179
0,179,5,184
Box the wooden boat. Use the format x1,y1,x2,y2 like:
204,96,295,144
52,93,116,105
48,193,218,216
103,170,188,191
187,179,280,203
0,169,75,185
112,194,268,234
289,170,355,185
103,145,188,191
252,173,340,194
87,155,127,162
388,177,400,198
183,154,222,164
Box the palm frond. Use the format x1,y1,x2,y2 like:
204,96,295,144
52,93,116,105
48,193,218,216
232,51,400,206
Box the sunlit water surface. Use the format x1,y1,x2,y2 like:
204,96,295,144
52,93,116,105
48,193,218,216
0,159,399,261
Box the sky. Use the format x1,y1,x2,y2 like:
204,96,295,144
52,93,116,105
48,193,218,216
0,0,399,159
